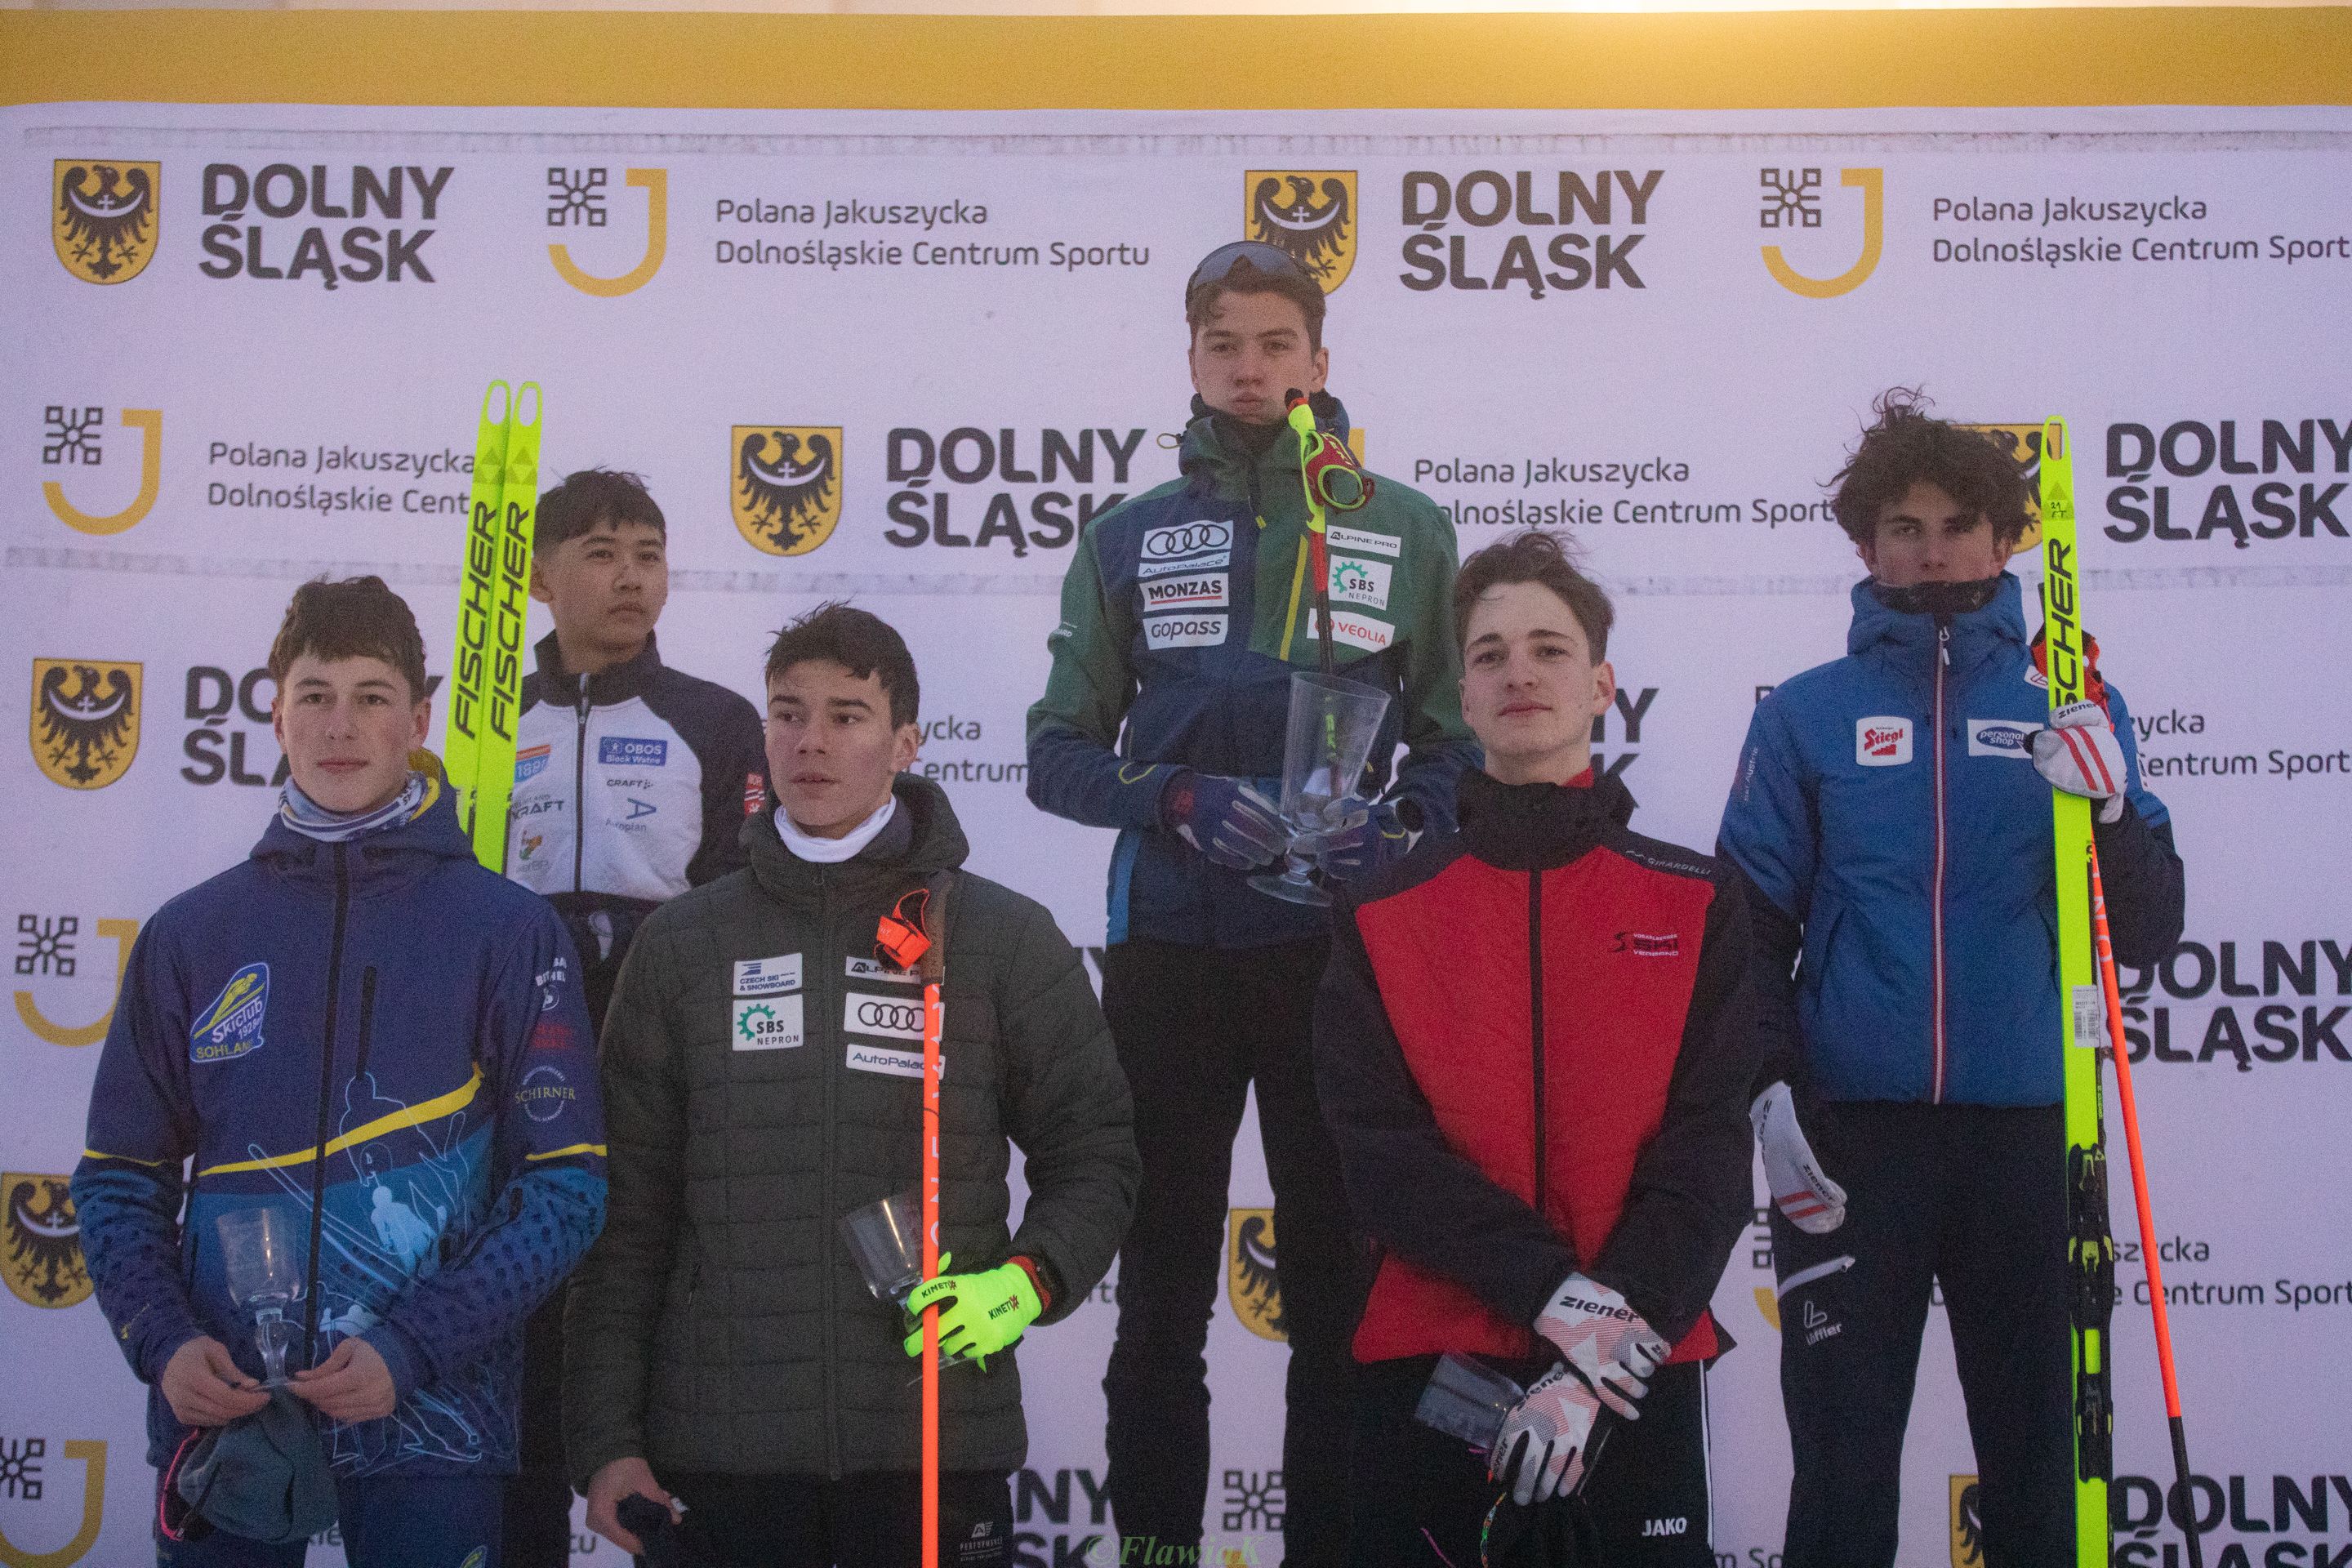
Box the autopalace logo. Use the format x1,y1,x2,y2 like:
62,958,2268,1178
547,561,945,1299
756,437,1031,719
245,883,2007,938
2103,416,2350,546
1398,168,1661,298
884,425,1147,555
2114,934,2352,1072
199,163,452,286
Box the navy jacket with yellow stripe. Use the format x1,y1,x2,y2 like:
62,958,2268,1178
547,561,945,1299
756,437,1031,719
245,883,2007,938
72,780,606,1476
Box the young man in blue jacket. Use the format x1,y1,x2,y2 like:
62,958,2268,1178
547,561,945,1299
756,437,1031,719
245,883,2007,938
1027,243,1477,1566
73,575,608,1567
1717,395,2185,1568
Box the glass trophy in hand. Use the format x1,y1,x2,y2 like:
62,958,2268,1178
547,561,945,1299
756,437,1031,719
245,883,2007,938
1250,670,1392,906
839,1191,964,1374
215,1206,303,1387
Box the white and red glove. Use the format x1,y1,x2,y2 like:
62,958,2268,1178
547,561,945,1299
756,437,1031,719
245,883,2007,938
2032,701,2127,824
1531,1273,1668,1420
1490,1365,1604,1506
1753,1080,1848,1235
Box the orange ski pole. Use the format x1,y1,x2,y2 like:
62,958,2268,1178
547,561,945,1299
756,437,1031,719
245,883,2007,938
922,975,943,1568
2090,845,2203,1568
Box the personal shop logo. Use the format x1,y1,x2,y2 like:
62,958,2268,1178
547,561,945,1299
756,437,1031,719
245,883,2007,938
53,158,159,283
733,426,842,557
1245,170,1357,291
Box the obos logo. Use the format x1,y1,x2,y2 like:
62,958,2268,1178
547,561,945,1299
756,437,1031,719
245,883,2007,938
41,407,163,536
733,427,842,556
547,166,668,296
1761,166,1885,298
2,1175,92,1310
1950,1475,1984,1566
53,159,159,283
1226,1207,1285,1342
1245,170,1356,291
0,1437,107,1568
30,660,141,790
1958,423,2046,555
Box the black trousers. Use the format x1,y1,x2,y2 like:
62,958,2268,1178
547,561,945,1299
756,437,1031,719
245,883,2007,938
1770,1100,2074,1568
1350,1355,1715,1568
1099,938,1365,1568
662,1470,1013,1568
501,1285,573,1568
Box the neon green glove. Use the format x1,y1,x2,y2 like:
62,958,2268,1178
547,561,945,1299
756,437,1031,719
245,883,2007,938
900,1257,1044,1368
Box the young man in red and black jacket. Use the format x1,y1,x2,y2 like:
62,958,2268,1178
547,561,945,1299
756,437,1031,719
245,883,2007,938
1315,530,1760,1566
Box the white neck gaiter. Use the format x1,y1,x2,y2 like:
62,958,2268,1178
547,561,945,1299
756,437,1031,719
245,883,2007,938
777,794,898,864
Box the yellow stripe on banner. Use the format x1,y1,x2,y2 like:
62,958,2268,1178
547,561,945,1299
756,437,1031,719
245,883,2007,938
82,1147,167,1167
197,1067,483,1178
526,1143,608,1162
1,11,2347,111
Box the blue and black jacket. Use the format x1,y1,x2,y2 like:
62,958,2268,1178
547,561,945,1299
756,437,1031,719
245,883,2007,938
1717,572,2185,1107
1027,394,1478,947
72,778,607,1477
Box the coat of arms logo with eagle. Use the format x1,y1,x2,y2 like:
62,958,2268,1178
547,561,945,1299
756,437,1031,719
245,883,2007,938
29,660,142,791
1243,171,1358,292
732,427,844,558
53,160,161,284
1227,1207,1287,1342
2,1174,93,1310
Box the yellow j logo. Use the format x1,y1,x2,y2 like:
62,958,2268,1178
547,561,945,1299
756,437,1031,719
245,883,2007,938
550,168,667,296
0,1439,106,1568
14,919,140,1047
1763,167,1884,298
42,410,160,536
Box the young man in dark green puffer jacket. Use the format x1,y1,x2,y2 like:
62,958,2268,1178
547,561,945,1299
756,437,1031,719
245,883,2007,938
564,604,1138,1568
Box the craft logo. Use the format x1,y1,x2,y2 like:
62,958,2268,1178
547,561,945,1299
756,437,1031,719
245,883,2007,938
199,163,452,286
0,1437,107,1568
2102,416,2350,547
548,167,668,296
189,962,269,1065
53,159,158,283
1950,1475,1984,1567
1,1177,91,1312
1227,1208,1285,1342
1761,167,1884,298
885,425,1147,555
1856,716,1913,767
1245,170,1357,292
41,407,162,536
29,660,140,791
733,426,843,556
1400,168,1661,298
1958,422,2046,553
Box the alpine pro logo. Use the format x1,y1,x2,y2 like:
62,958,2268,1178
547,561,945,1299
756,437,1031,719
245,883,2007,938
733,425,841,557
189,963,269,1064
1856,716,1914,767
1762,167,1884,298
1140,573,1228,612
1967,719,2037,758
844,993,924,1040
54,159,159,283
31,659,142,790
1245,170,1357,292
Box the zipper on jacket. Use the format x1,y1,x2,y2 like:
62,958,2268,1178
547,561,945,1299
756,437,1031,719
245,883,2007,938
572,684,592,894
352,968,379,1084
817,868,842,1481
1930,619,1951,1103
1528,870,1548,1223
301,844,353,1363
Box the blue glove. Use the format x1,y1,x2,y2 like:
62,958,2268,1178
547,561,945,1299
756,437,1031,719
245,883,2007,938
1311,799,1410,882
1160,771,1288,871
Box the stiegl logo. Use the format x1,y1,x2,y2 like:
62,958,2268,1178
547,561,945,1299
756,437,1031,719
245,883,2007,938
1855,716,1913,767
1245,170,1356,291
53,159,159,283
733,427,842,556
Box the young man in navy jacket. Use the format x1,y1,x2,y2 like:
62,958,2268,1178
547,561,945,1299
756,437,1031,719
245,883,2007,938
73,575,607,1566
1718,394,2186,1567
1316,531,1759,1566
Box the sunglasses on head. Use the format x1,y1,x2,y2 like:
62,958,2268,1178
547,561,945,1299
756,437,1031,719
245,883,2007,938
1186,240,1310,296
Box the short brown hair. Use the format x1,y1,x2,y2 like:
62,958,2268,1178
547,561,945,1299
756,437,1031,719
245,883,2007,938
1831,388,2031,551
1184,256,1327,354
267,575,430,701
1454,530,1614,660
764,601,920,729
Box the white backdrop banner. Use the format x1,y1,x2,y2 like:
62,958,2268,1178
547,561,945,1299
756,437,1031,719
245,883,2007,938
6,79,2351,1568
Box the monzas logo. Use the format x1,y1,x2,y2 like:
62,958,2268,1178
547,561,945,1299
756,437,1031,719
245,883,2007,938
1245,170,1356,292
199,163,451,287
2103,416,2350,546
1400,167,1662,298
2,1175,93,1310
547,166,668,296
884,425,1147,555
41,406,162,536
189,962,269,1065
0,1437,107,1568
53,159,159,283
1227,1208,1285,1342
1761,166,1885,298
29,660,141,791
733,426,842,556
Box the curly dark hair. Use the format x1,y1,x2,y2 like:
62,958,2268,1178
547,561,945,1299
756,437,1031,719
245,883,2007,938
1830,389,2030,551
267,575,429,701
1453,528,1614,660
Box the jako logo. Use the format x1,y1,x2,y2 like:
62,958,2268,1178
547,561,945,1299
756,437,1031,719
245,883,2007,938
733,426,842,557
1245,170,1357,291
53,159,159,283
1761,167,1885,299
547,167,668,296
1856,716,1913,766
41,407,163,535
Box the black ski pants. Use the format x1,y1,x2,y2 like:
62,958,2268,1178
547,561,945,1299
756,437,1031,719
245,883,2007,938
661,1469,1013,1567
1100,938,1366,1568
1770,1100,2074,1568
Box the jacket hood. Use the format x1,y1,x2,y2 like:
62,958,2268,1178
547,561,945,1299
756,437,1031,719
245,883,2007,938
1846,569,2029,666
1455,767,1636,871
744,771,970,905
1177,390,1353,504
249,773,478,882
532,628,666,706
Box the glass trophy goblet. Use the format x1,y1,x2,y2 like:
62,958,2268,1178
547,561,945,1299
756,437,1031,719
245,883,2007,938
839,1191,966,1373
215,1206,303,1388
1249,670,1393,906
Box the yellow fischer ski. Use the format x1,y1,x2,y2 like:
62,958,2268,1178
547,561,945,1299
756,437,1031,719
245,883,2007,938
446,381,543,872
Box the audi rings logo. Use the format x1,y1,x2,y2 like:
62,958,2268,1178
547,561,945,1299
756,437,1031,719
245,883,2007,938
1142,521,1232,559
844,992,925,1040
